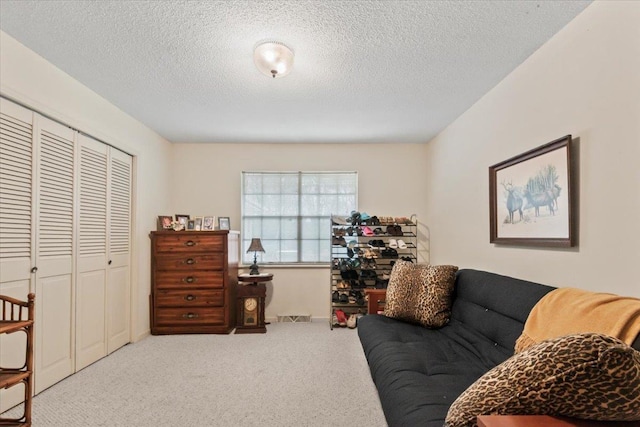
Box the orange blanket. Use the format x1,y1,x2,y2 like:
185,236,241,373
515,287,640,353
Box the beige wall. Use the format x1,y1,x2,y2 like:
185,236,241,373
0,31,173,339
170,143,428,319
424,2,640,297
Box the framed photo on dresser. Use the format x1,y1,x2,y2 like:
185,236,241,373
218,217,230,230
203,216,215,231
175,214,189,229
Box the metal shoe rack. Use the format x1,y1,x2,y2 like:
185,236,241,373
329,214,417,329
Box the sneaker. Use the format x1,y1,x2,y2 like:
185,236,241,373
347,314,357,329
335,309,348,327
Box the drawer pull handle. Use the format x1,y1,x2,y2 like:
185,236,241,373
183,276,196,284
185,258,195,265
183,312,199,319
185,240,196,247
185,294,196,301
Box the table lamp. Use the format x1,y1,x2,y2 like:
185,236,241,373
247,238,266,275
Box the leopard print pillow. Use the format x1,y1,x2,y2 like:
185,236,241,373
384,261,458,328
445,333,640,427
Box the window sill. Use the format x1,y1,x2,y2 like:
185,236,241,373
239,263,329,270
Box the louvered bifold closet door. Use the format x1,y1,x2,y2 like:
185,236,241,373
107,148,131,353
0,98,36,413
34,116,75,392
76,134,108,370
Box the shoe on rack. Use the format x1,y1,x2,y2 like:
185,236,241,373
332,314,340,327
397,239,407,249
350,211,361,225
339,293,349,303
388,239,398,248
332,291,340,302
332,215,349,225
362,226,375,236
335,309,348,327
360,212,371,221
332,236,347,246
347,314,357,329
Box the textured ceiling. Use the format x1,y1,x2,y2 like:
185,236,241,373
0,0,591,144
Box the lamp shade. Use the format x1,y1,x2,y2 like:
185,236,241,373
247,238,265,253
253,41,294,78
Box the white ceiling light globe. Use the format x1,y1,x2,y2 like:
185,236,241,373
254,41,294,78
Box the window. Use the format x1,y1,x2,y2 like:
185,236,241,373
242,172,357,264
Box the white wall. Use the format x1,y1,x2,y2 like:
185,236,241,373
424,2,640,297
170,143,428,319
0,31,173,339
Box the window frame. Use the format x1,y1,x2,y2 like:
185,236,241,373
241,171,358,266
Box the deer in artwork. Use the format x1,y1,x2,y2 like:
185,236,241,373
501,181,523,224
524,188,555,217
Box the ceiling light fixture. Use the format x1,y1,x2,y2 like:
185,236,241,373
253,41,294,78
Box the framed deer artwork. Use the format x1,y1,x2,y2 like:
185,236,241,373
489,135,575,247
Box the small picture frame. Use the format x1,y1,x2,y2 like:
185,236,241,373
157,215,173,230
203,216,215,231
186,219,196,231
175,214,190,229
194,216,203,231
218,217,230,230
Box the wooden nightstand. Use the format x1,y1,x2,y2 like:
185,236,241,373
235,274,272,334
364,289,387,314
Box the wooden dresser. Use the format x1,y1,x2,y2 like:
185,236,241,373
150,230,239,334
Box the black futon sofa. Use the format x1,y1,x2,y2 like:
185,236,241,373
357,269,640,427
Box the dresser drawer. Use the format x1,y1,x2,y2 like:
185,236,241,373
155,289,224,307
155,253,224,271
155,234,224,253
154,307,225,326
154,270,224,289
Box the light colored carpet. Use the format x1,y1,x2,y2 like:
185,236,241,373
5,322,386,426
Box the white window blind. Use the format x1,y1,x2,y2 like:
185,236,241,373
242,172,357,264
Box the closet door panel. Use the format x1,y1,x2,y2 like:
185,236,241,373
76,269,106,369
76,135,107,370
0,98,34,286
0,99,34,412
36,274,73,390
34,116,75,392
107,149,131,353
